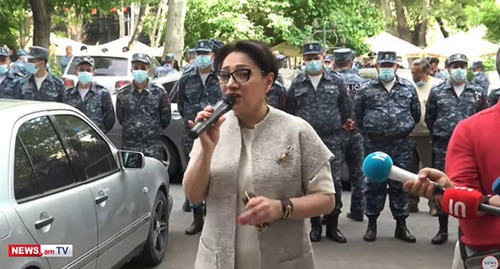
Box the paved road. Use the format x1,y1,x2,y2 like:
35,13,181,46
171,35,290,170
124,184,458,269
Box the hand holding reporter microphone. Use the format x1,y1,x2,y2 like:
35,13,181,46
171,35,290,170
188,95,236,139
362,151,445,195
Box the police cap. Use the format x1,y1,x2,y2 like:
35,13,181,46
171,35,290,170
195,39,212,52
447,53,468,67
324,54,334,62
187,48,196,55
131,53,151,64
275,54,287,61
27,46,49,61
77,56,95,66
472,61,483,69
17,49,27,56
377,51,397,64
333,48,352,62
302,43,323,55
165,53,174,62
0,47,9,57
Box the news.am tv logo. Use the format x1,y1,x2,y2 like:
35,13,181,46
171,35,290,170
8,244,73,257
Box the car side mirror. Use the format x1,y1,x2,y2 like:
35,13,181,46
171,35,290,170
118,150,145,169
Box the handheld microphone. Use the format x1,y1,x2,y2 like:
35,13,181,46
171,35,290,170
493,177,500,195
188,95,236,139
362,151,445,195
442,187,500,219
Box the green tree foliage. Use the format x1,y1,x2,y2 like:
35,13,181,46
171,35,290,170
466,0,500,42
184,0,384,54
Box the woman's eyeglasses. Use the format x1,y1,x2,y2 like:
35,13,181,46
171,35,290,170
216,68,265,84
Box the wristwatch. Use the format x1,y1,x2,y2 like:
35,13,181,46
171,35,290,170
280,198,294,221
484,194,492,205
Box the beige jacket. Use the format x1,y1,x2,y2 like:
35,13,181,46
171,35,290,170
194,107,333,269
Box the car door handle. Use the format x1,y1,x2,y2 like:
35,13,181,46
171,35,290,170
95,194,109,204
35,216,54,229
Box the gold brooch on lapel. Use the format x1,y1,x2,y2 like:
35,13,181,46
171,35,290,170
277,145,294,163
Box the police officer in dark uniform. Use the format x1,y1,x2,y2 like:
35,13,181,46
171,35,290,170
184,48,197,71
323,54,334,72
10,49,28,77
116,53,171,160
354,51,421,243
333,48,366,221
0,47,24,99
266,54,287,110
12,46,65,101
285,42,352,243
471,61,490,95
177,39,222,235
62,56,115,133
425,53,488,245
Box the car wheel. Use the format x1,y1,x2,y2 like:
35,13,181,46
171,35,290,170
137,191,169,266
161,137,181,183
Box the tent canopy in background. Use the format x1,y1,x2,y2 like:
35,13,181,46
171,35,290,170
97,36,158,56
424,31,498,58
365,32,423,57
50,34,87,56
270,42,302,57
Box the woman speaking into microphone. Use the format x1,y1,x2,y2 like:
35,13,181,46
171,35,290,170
183,40,336,269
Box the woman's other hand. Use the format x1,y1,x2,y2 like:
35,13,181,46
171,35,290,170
237,196,282,226
188,106,226,153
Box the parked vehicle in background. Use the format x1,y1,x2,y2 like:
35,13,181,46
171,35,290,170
61,52,161,94
0,100,172,269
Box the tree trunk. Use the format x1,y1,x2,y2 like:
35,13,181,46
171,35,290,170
127,2,150,49
163,0,186,62
118,8,126,38
30,0,53,48
394,0,413,43
416,0,430,47
18,10,33,49
435,17,449,38
380,0,397,34
150,0,168,48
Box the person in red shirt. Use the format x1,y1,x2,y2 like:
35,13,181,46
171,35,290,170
404,47,500,268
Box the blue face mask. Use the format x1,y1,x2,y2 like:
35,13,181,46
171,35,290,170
306,60,322,74
415,80,426,88
324,65,332,72
78,71,93,85
379,68,395,81
132,70,149,83
0,64,8,75
450,68,467,83
25,62,39,75
196,55,212,69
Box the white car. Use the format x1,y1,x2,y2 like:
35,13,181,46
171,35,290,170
0,100,172,268
61,52,161,94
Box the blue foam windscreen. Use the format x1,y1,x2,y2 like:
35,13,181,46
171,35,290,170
362,151,393,183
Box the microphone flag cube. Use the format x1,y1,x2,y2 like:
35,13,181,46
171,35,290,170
442,187,483,219
362,151,393,183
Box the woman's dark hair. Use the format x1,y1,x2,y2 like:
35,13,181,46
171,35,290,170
496,47,500,76
215,40,279,82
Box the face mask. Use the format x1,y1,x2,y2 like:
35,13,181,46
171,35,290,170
25,62,39,75
196,55,212,69
306,60,322,74
0,64,8,75
473,71,479,76
450,68,467,83
379,68,395,81
78,72,93,85
132,70,149,83
415,80,426,88
324,65,331,72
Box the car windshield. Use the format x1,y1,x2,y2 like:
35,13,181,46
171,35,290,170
67,56,128,76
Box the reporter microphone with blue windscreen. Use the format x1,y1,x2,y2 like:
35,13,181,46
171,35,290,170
362,151,445,195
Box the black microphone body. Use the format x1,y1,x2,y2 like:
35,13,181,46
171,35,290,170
188,95,235,139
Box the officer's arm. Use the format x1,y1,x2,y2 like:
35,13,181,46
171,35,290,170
56,79,65,103
177,77,186,118
101,90,116,133
488,90,499,106
283,83,297,115
477,89,489,111
410,86,421,125
338,80,352,124
424,89,437,135
116,92,125,125
353,85,365,133
160,89,171,129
